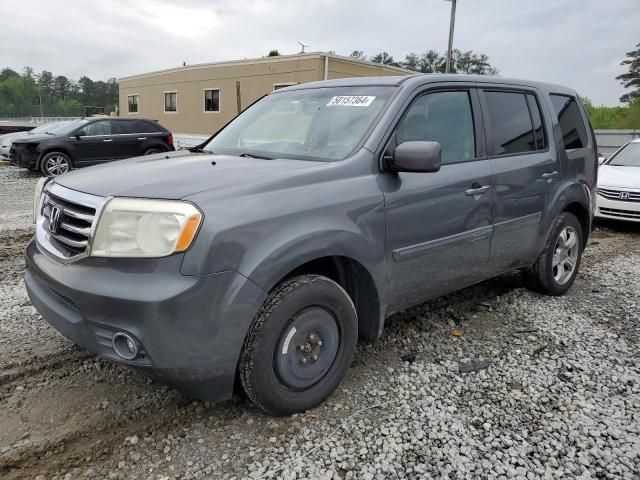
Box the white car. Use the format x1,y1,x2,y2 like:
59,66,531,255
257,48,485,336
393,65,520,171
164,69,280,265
0,121,68,160
596,139,640,222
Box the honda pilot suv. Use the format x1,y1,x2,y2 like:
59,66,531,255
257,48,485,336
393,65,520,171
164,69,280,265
25,75,597,415
11,117,174,176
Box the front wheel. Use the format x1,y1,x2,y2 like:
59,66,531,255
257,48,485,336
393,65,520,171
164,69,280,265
40,152,72,176
524,212,583,296
239,275,358,416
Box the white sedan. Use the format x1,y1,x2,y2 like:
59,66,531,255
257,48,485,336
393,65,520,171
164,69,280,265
596,139,640,222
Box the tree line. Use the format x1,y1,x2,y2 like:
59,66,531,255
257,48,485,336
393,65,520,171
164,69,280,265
582,41,640,130
350,49,499,75
0,67,118,117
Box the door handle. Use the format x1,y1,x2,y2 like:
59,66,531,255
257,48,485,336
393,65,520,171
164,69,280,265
465,185,491,196
137,137,147,140
542,171,558,180
102,138,113,142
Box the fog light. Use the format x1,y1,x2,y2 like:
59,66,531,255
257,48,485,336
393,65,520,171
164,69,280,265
112,332,139,360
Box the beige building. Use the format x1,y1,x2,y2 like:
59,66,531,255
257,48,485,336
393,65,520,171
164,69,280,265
118,52,412,135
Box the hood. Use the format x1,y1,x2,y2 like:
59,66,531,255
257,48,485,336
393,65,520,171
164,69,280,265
12,133,57,144
0,131,31,145
54,150,323,199
598,164,640,190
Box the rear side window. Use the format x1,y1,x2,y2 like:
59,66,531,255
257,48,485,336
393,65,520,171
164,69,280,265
114,120,139,134
484,91,537,156
395,91,476,163
138,121,164,133
549,94,588,149
526,94,547,150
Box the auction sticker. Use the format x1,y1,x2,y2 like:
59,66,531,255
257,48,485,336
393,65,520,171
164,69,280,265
326,95,376,107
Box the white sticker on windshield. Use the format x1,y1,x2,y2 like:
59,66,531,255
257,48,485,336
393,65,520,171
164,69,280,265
326,95,376,107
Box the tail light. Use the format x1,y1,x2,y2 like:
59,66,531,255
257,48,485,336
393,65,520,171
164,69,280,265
167,134,173,146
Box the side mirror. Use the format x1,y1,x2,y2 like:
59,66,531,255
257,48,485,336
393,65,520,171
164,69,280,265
391,141,441,173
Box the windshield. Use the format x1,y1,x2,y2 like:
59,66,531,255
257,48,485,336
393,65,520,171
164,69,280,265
52,119,90,136
203,86,395,161
608,142,640,167
29,121,67,134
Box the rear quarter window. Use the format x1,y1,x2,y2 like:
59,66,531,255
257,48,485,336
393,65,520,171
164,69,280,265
549,94,588,150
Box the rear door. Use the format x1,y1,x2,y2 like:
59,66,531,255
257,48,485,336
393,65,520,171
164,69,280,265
478,87,559,272
71,119,117,165
112,120,144,159
380,86,494,311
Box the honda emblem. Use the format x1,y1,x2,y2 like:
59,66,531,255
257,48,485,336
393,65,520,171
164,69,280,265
49,206,62,234
619,191,630,200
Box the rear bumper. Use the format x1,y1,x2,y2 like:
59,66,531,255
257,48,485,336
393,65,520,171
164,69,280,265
595,195,640,223
24,239,267,401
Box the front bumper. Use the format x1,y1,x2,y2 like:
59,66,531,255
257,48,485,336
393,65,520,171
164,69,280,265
595,195,640,223
10,146,38,169
24,239,267,401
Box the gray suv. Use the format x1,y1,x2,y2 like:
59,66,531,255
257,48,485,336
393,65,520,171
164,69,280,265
25,75,597,415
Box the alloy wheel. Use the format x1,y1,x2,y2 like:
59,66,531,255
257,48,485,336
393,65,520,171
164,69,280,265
552,226,579,285
45,155,70,176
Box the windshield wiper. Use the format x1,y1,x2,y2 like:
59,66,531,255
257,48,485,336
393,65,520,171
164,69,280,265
238,152,273,160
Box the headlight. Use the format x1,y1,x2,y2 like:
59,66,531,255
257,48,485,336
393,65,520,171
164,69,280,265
91,198,203,258
33,177,47,223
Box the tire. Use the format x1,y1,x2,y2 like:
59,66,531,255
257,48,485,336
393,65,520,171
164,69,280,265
239,274,358,416
40,151,72,177
524,212,583,296
144,148,163,155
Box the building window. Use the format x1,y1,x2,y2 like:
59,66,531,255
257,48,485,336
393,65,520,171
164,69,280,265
204,89,220,112
273,83,298,91
127,95,138,113
164,92,177,112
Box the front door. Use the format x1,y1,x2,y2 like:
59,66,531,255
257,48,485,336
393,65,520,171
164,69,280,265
380,88,494,311
478,88,560,272
72,119,117,165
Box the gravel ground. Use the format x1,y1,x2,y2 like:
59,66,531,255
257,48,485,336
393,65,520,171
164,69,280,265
0,165,639,480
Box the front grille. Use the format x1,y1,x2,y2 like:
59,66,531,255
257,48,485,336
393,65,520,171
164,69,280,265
42,192,96,255
599,207,640,219
37,183,105,262
597,187,640,203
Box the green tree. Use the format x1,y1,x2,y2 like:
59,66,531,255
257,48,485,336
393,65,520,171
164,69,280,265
349,50,367,61
616,42,640,103
0,68,19,81
267,49,280,57
0,67,117,117
370,51,400,67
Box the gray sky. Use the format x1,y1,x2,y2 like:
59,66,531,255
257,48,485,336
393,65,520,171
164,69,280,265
0,0,637,105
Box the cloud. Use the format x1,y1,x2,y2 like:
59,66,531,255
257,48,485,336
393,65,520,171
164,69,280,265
0,0,637,105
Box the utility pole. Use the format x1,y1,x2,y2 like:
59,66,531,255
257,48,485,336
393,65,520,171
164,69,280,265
445,0,457,74
38,84,44,119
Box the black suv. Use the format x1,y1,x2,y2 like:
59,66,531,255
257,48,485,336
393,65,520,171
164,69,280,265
10,117,174,176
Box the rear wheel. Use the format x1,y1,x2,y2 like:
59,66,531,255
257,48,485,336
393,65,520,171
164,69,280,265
144,148,164,155
524,212,583,295
239,275,358,416
40,152,72,176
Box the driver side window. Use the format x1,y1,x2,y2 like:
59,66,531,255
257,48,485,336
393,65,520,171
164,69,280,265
79,120,112,137
395,91,476,164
